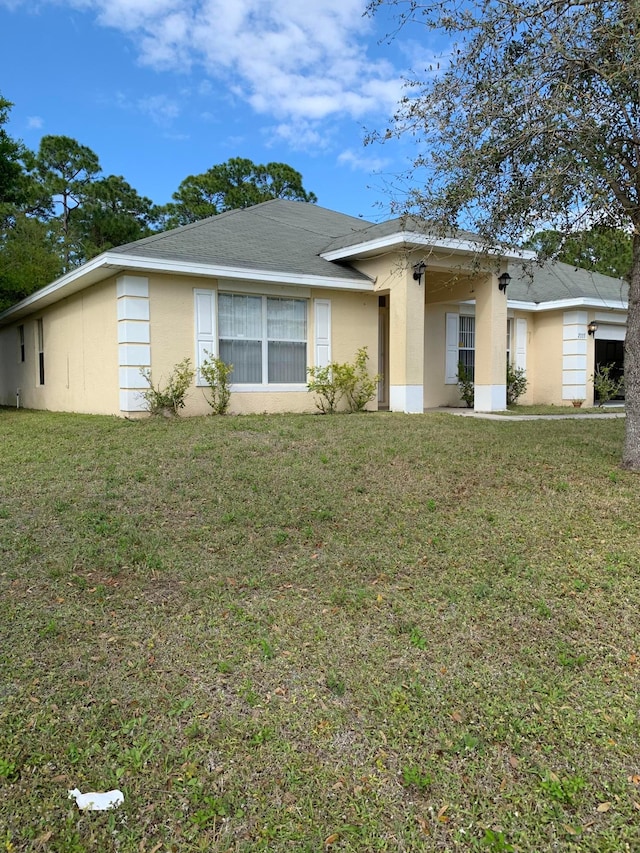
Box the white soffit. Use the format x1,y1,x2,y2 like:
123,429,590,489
321,231,537,262
508,297,628,312
0,252,375,324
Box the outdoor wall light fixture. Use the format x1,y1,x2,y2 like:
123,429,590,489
498,272,511,292
413,261,427,284
587,321,599,336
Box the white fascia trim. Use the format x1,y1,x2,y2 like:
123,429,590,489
507,297,628,313
112,254,374,292
320,232,537,262
0,252,114,321
0,251,374,324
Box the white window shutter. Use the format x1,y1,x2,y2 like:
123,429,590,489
445,312,460,384
194,289,216,382
515,318,527,371
314,299,331,367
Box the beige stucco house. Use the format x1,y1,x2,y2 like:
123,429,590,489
0,200,629,416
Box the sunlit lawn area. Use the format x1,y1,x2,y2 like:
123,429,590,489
1,409,639,852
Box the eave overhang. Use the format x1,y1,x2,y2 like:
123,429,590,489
321,231,537,262
508,297,628,312
0,252,375,326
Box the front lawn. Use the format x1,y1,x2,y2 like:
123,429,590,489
1,410,638,851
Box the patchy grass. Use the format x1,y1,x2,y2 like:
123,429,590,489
504,404,626,416
1,408,639,852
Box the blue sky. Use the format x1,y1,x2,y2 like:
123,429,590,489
1,0,441,222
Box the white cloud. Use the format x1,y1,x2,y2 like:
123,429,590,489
112,90,181,125
26,115,44,129
269,120,332,152
338,149,390,173
136,93,181,125
20,0,404,125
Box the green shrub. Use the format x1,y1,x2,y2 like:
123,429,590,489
200,352,233,415
139,358,194,415
506,363,528,405
306,363,345,414
307,347,381,413
592,362,624,406
343,347,381,412
457,363,474,408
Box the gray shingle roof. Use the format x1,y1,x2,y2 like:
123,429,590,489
110,199,627,303
508,261,628,305
322,214,479,254
111,199,374,282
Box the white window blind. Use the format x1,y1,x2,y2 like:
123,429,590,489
219,293,307,384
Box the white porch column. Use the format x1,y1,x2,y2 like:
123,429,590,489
474,272,507,411
389,269,425,413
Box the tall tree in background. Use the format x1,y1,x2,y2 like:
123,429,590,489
0,96,62,308
73,174,161,258
0,215,61,312
34,135,101,269
368,0,640,470
0,95,25,221
163,157,317,227
527,227,632,280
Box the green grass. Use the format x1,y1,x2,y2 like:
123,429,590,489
1,408,639,851
504,404,625,416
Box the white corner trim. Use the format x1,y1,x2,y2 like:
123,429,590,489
120,389,146,413
118,280,151,412
116,274,149,298
389,384,424,413
474,384,507,412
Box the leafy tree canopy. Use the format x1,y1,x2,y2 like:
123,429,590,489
33,135,101,269
0,95,28,222
368,0,640,469
527,227,633,280
163,157,317,227
0,214,62,312
72,174,161,259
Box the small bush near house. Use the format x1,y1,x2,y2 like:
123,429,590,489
139,358,195,415
306,363,343,414
200,353,233,415
457,363,474,408
506,363,528,405
340,347,381,412
307,347,380,413
592,362,624,406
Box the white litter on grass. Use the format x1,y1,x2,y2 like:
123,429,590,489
68,787,124,811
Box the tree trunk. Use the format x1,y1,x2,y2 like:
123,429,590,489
622,232,640,469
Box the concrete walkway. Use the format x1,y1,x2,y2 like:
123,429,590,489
425,407,626,421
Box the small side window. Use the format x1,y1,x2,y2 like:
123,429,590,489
18,325,25,362
37,319,45,385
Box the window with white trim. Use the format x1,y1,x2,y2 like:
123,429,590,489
218,294,307,384
506,318,513,365
458,315,475,380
